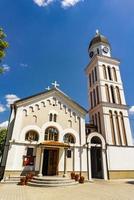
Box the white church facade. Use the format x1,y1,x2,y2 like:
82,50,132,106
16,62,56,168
1,32,134,180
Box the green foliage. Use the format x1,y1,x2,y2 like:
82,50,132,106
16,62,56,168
0,28,8,74
0,129,7,157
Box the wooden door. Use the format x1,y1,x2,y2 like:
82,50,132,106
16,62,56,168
48,149,59,175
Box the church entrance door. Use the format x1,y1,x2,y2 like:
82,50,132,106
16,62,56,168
42,149,59,176
91,147,103,179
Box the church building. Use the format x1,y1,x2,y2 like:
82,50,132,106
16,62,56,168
1,31,134,181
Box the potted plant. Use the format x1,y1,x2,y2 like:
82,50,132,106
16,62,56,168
71,172,75,179
79,176,85,184
75,174,79,181
20,177,26,185
25,172,35,185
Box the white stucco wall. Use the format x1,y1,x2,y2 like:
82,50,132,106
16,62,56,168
107,146,134,170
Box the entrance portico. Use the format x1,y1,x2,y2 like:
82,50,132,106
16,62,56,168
38,141,70,177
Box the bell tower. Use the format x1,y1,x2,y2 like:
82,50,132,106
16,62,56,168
86,31,133,146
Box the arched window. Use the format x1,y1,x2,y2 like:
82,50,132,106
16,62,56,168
29,106,34,113
25,130,39,141
49,113,53,121
95,113,98,131
94,67,97,81
89,74,91,87
90,92,93,108
103,65,107,79
23,109,27,117
92,115,95,125
96,86,99,104
116,86,121,104
35,104,40,110
54,114,57,122
107,66,112,80
92,70,95,84
109,111,116,145
91,136,101,144
120,112,127,146
44,127,59,141
112,67,117,82
93,89,96,107
115,111,122,145
64,133,75,144
33,115,37,123
98,112,102,134
110,85,116,103
105,84,110,102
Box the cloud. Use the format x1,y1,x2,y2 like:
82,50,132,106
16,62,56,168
33,0,84,8
0,104,6,112
33,0,54,7
5,94,20,108
0,121,8,128
61,0,84,8
129,106,134,114
1,64,10,73
20,63,28,68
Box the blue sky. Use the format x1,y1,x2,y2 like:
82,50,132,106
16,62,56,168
0,0,134,135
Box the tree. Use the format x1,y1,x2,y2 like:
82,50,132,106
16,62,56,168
0,128,7,158
0,28,8,74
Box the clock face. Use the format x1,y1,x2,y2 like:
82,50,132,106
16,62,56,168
89,51,94,58
103,47,109,53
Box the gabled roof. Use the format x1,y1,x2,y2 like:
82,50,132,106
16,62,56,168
14,87,87,115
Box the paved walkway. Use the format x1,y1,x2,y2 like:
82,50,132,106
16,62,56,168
0,180,134,200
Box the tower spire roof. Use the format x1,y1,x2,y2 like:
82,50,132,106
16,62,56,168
89,31,110,50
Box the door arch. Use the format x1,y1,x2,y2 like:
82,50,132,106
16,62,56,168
91,136,103,178
87,132,107,180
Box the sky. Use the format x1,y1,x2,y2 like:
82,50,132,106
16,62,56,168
0,0,134,136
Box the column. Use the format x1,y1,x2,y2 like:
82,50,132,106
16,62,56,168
38,147,44,177
87,145,92,181
63,148,67,177
102,149,108,180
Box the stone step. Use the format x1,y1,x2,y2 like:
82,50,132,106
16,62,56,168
27,181,78,187
1,176,25,184
27,176,78,187
30,179,76,184
33,176,70,181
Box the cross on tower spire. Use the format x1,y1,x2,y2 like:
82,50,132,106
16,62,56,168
52,81,60,88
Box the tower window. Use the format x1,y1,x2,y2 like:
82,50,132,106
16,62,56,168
116,86,121,104
94,67,97,81
120,112,127,146
98,112,102,134
96,86,99,104
103,65,107,79
109,111,116,145
115,111,122,145
93,89,96,107
110,85,116,103
89,74,92,87
92,70,95,84
107,66,112,80
97,48,99,55
90,92,93,108
95,113,98,131
105,84,110,103
112,67,117,82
